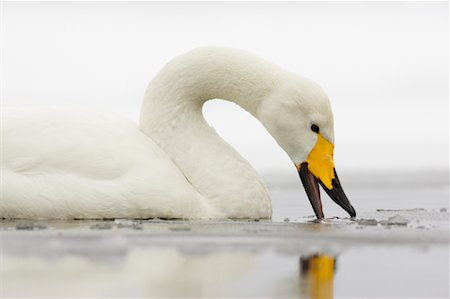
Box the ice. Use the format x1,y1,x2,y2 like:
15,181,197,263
385,215,409,226
15,223,47,230
356,219,378,226
89,223,113,230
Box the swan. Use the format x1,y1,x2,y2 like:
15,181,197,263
1,47,356,220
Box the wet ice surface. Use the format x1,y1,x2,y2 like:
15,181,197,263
0,172,449,298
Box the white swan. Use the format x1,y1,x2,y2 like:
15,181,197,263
1,47,355,220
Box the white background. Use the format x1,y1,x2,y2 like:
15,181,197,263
2,1,448,175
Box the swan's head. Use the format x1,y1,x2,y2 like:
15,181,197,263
258,75,356,219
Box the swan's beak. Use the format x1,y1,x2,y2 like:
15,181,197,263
297,134,356,219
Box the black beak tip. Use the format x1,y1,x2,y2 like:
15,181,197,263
348,206,356,218
319,177,356,219
298,163,357,220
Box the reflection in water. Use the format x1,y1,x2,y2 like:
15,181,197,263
2,247,337,298
300,254,336,299
2,227,447,298
2,249,257,297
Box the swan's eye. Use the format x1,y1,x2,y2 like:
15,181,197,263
311,124,319,133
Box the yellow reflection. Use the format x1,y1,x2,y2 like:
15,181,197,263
300,254,336,299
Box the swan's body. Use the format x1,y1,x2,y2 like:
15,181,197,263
2,107,227,219
1,47,355,219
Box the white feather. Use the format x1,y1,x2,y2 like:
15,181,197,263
1,47,334,219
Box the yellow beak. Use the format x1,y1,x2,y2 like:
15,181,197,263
304,133,335,190
296,133,356,219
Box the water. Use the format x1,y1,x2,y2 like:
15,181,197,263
1,231,447,298
0,173,449,298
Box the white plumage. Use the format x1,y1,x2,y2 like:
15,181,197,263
1,47,334,219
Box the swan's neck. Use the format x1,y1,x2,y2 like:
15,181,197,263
140,48,283,218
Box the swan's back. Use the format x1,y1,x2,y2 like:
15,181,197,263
1,107,215,219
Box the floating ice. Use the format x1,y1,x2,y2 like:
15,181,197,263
114,219,143,230
90,223,113,230
356,219,378,226
386,215,409,226
15,223,47,230
376,208,425,212
114,219,134,226
169,227,191,232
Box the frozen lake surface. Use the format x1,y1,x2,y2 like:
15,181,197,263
1,172,448,298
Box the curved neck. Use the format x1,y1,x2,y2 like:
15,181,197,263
139,48,283,218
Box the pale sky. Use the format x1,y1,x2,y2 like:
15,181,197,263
2,2,448,174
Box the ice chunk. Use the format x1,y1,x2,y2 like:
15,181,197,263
356,219,378,226
169,227,191,232
114,219,143,229
114,219,134,226
386,215,409,226
15,223,47,230
90,223,112,230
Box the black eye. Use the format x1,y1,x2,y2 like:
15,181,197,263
311,124,319,133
